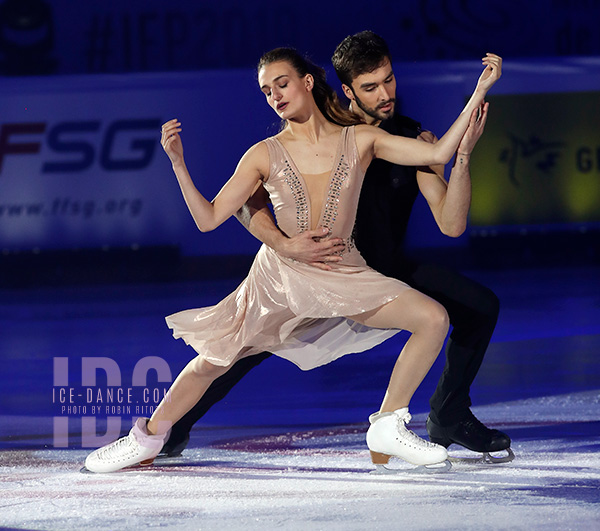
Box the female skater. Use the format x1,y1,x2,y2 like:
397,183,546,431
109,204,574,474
85,48,501,473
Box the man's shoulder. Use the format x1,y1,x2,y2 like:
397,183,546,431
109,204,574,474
380,114,422,138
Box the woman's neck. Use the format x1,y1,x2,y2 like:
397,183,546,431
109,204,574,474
285,111,339,144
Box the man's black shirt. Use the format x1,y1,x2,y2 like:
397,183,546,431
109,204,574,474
354,114,423,277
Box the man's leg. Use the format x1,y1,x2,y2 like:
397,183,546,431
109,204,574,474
403,263,510,452
161,352,272,456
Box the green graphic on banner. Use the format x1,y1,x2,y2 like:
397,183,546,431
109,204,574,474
470,91,600,230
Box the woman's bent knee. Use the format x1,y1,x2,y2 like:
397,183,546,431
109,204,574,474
435,304,450,336
417,300,449,338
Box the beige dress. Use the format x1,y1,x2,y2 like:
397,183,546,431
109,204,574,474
166,126,412,370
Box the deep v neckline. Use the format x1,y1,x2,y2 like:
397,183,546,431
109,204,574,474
274,128,346,231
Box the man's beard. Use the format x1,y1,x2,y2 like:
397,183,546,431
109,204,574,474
353,93,396,121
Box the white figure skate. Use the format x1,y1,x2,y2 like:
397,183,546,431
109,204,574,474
367,407,451,474
83,418,169,473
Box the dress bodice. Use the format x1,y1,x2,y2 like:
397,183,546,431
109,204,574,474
263,127,364,262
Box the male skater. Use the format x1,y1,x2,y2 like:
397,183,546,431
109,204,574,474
162,31,511,460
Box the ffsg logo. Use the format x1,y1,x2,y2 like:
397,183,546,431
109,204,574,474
0,118,162,173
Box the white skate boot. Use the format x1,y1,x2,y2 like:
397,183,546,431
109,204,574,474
84,418,170,473
366,408,451,474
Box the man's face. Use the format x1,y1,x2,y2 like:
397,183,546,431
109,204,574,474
343,57,397,124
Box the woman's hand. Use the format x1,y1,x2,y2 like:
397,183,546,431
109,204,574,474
161,118,184,166
475,53,502,95
457,101,489,155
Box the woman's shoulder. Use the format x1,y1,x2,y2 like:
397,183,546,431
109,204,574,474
243,139,271,158
353,123,388,145
237,140,271,177
354,123,385,134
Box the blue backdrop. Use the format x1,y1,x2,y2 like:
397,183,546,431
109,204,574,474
1,0,600,258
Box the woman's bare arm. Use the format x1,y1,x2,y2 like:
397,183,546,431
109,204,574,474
161,119,266,232
359,54,502,169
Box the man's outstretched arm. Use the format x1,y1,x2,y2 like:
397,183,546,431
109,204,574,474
235,185,345,270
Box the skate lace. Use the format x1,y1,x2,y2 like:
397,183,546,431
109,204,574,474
96,435,136,460
462,410,493,435
397,412,440,448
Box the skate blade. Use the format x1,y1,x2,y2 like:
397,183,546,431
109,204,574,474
449,447,515,465
79,458,155,474
154,452,183,461
371,459,452,475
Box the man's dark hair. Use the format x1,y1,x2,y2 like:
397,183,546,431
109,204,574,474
331,30,391,87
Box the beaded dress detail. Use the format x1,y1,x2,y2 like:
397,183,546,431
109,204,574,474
166,126,411,370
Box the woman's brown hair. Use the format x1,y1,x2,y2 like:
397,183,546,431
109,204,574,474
257,47,363,127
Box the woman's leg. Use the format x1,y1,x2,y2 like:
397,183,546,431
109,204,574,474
84,355,233,472
163,352,273,456
348,288,449,412
146,357,231,436
349,288,450,467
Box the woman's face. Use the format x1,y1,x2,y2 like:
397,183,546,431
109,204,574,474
258,60,312,121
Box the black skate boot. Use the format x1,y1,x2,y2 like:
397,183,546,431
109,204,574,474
427,410,514,464
158,432,190,458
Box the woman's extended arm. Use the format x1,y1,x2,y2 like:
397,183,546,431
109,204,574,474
161,119,266,232
365,54,502,168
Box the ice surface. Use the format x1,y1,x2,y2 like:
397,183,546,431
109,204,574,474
1,391,599,531
1,266,599,529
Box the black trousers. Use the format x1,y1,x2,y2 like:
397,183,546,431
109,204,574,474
403,262,499,426
167,261,499,444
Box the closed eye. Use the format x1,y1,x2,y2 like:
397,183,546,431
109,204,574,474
262,83,288,98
